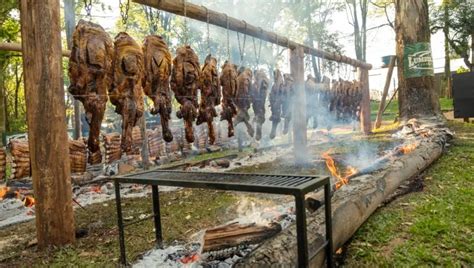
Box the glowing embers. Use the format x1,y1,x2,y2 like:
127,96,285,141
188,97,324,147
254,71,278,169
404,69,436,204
321,150,357,190
398,142,418,154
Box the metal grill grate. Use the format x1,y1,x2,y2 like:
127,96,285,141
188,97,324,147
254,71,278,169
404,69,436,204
115,170,327,195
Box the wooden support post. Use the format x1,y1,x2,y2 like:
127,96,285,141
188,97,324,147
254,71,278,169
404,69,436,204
140,101,150,170
64,0,81,140
20,0,75,247
358,68,371,134
290,46,307,164
374,56,396,129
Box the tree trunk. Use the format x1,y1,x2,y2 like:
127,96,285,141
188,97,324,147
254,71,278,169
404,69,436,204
20,0,75,247
395,0,441,120
443,4,452,98
14,62,21,118
0,61,6,146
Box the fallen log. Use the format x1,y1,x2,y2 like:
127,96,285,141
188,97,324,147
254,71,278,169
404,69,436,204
203,222,282,252
237,123,451,267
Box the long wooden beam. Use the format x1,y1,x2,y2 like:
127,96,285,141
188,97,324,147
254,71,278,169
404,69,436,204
0,42,71,57
134,0,372,70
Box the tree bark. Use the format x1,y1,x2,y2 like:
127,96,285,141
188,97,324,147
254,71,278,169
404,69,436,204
395,0,441,120
0,61,6,146
290,46,308,164
443,4,452,98
20,0,75,247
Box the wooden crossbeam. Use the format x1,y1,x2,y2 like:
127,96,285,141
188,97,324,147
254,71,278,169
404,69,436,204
133,0,372,70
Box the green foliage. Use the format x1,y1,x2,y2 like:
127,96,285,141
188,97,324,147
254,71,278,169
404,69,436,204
431,0,474,70
344,121,474,266
456,66,470,73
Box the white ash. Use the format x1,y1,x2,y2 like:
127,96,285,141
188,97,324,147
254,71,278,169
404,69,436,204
0,199,35,229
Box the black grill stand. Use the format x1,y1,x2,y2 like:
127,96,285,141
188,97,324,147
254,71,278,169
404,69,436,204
113,170,333,267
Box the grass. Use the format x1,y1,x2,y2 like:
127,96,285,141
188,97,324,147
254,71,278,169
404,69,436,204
343,121,474,267
370,97,454,122
0,189,237,266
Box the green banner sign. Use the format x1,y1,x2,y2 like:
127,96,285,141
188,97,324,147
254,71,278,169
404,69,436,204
404,42,434,78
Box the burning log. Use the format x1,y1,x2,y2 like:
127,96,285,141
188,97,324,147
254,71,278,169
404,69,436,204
203,222,282,253
239,122,451,267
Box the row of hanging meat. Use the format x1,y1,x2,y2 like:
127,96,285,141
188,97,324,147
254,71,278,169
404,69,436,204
68,20,363,165
306,75,363,125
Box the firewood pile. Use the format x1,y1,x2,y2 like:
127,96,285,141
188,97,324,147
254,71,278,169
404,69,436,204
0,148,6,180
131,126,143,155
9,140,30,180
68,139,87,174
195,124,208,149
147,128,165,158
103,132,122,163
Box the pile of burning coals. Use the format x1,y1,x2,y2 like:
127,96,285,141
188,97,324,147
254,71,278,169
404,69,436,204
134,201,295,267
0,178,179,229
0,180,36,228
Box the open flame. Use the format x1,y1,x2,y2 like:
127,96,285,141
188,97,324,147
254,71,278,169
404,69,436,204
0,186,7,200
399,142,418,154
321,151,358,190
23,196,35,207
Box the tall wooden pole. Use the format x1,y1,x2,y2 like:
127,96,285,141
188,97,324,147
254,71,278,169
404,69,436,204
358,68,371,134
20,0,75,247
64,0,81,140
290,46,307,164
374,56,396,129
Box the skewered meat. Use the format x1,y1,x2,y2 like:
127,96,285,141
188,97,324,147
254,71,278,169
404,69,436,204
197,54,221,145
282,73,294,135
269,69,284,139
219,61,238,138
234,67,254,137
142,35,173,142
251,69,269,141
68,19,113,164
110,32,145,154
170,45,201,143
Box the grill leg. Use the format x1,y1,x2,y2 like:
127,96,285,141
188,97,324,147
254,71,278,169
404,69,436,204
295,194,308,268
152,185,163,248
114,180,127,265
324,182,334,268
